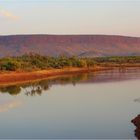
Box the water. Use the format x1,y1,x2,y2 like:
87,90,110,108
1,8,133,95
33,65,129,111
0,68,140,139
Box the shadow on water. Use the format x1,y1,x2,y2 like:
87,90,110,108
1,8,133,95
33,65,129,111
0,67,140,96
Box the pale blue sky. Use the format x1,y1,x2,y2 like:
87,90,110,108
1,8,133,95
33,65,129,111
0,0,140,36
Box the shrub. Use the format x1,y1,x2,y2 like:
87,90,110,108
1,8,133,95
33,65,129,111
0,60,21,71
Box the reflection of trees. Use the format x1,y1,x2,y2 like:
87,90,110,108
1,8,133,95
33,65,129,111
118,67,127,73
23,81,50,96
22,74,85,96
54,74,88,86
0,86,21,95
0,73,89,96
24,86,42,96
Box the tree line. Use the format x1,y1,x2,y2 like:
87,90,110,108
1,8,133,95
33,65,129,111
0,54,140,71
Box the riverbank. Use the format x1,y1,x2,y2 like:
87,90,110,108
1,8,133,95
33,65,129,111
0,64,140,87
0,66,113,87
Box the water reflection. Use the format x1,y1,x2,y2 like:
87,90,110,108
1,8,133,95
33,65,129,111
0,68,139,139
23,81,50,96
134,98,140,103
0,85,21,95
0,74,87,96
0,100,22,112
0,68,140,96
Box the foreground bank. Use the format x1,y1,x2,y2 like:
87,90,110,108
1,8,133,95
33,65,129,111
0,66,113,86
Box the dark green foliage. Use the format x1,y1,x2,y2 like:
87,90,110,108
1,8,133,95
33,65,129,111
0,86,21,95
0,58,21,71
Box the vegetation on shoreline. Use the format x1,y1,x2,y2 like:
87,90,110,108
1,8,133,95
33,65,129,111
0,54,140,71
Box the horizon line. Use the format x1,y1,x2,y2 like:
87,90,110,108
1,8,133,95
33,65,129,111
0,34,140,38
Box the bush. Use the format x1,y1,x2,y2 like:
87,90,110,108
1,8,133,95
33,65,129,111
0,60,21,71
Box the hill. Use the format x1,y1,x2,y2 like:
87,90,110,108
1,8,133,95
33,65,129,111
0,35,140,57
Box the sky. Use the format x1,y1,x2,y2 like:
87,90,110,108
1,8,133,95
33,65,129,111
0,0,140,37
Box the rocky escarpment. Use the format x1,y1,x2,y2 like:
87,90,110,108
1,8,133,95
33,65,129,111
132,114,140,139
0,34,140,57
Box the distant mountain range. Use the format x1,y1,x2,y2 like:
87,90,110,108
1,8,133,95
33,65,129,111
0,34,140,57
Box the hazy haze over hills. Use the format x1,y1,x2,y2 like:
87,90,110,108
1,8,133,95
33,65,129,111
0,35,140,57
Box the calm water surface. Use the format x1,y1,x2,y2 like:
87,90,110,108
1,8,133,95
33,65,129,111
0,68,140,139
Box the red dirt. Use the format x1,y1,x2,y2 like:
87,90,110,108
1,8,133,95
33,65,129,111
0,67,112,86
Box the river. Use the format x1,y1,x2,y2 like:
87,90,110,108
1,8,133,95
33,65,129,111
0,68,140,139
